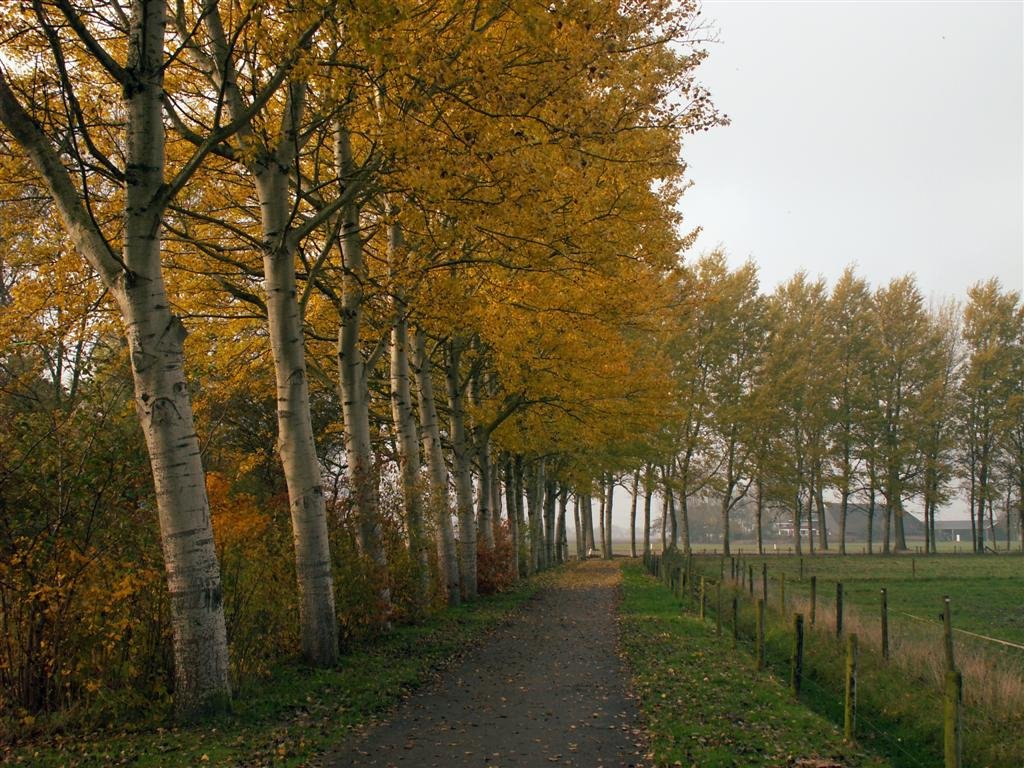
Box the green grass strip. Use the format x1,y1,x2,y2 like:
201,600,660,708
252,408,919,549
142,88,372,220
619,562,890,768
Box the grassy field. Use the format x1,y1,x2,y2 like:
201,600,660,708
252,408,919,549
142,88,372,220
618,562,890,768
2,577,544,767
688,551,1024,646
655,551,1024,767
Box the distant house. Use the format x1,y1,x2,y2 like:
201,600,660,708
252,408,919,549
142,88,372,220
933,520,975,543
768,502,925,543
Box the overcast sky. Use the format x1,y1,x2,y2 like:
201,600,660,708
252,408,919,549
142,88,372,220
604,1,1022,530
679,0,1024,302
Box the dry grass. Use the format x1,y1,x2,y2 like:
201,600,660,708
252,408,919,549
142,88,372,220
788,593,1024,723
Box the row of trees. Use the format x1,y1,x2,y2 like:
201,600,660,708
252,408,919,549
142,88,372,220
2,0,1018,732
629,258,1023,560
0,0,720,721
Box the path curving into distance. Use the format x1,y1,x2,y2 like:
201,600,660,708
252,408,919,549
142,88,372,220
327,559,643,768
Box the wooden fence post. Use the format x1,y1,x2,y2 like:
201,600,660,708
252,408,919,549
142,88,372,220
844,633,858,742
880,588,889,660
836,582,844,637
791,613,804,695
756,598,766,670
943,597,955,671
699,577,706,621
799,556,804,581
761,563,768,602
944,669,963,768
748,565,754,597
716,580,722,635
810,576,817,627
732,595,739,648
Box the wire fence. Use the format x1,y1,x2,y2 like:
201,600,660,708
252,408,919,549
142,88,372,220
641,551,1023,768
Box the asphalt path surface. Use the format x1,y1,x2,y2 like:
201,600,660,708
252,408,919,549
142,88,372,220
326,559,643,767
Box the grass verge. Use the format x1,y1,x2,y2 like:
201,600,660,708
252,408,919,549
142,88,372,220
684,553,1024,767
619,561,890,768
2,575,546,767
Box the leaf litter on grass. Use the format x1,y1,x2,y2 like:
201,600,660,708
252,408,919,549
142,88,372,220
618,562,891,768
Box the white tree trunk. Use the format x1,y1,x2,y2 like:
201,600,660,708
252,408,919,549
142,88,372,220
335,125,390,613
512,456,528,574
389,287,430,611
573,495,583,559
0,0,231,716
555,486,568,564
411,328,460,604
256,167,339,665
629,470,639,558
526,462,545,573
543,477,556,567
642,481,653,557
446,338,477,598
582,494,596,553
490,453,503,545
477,441,495,550
605,474,615,559
204,12,341,664
504,458,521,580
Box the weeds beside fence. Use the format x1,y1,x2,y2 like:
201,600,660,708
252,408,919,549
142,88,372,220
642,551,1024,768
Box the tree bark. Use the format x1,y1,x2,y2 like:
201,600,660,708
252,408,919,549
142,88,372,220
838,490,849,555
0,4,232,715
660,474,669,554
883,500,892,554
544,478,557,566
629,470,639,558
468,367,494,552
256,161,339,665
815,482,829,551
573,495,583,559
207,7,342,662
491,454,503,546
411,328,459,605
605,474,615,559
336,125,390,612
513,455,528,575
755,478,764,556
582,494,596,553
642,483,653,557
867,474,876,554
389,292,429,612
679,491,691,555
720,493,731,557
526,461,544,572
503,458,521,580
556,486,568,563
969,461,978,552
445,338,477,598
793,492,803,556
477,441,495,550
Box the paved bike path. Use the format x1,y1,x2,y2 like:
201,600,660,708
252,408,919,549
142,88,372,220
326,560,643,767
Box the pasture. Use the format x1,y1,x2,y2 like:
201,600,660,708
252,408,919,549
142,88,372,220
670,550,1024,767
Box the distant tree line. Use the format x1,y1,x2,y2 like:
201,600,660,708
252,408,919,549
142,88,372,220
630,257,1023,560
